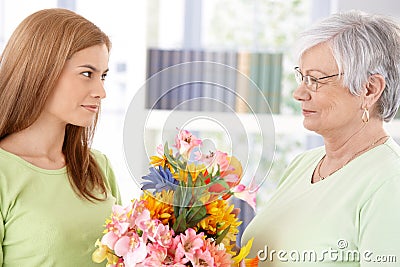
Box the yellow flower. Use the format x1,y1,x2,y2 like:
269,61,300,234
149,155,165,166
141,190,175,225
197,199,242,253
173,163,206,183
92,239,119,265
150,155,175,173
232,237,256,266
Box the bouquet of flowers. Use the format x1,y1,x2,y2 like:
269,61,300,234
92,129,259,266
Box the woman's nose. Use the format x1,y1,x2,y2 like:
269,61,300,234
92,80,106,99
292,83,311,102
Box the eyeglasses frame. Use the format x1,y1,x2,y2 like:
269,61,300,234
294,66,343,92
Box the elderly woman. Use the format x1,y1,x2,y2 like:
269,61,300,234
241,11,400,266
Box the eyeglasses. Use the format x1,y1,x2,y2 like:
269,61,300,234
294,67,342,92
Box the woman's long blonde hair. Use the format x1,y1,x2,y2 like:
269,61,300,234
0,8,112,201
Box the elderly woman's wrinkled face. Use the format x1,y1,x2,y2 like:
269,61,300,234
293,42,363,137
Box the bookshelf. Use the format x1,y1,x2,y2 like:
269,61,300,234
145,48,283,114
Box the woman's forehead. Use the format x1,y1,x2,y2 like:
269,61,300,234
300,43,338,74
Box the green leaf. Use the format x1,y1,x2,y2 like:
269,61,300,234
191,187,207,203
186,205,208,228
215,178,230,189
163,142,179,172
173,185,192,212
163,141,170,156
215,225,231,244
194,172,206,187
173,209,188,234
186,171,193,187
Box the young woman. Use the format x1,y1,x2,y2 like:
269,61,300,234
0,8,121,266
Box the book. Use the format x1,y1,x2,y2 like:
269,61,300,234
258,53,273,114
202,50,216,112
168,49,182,110
211,50,227,112
223,50,238,112
146,48,162,110
248,52,261,113
235,51,251,113
270,53,283,113
159,49,172,110
189,50,204,111
177,49,193,111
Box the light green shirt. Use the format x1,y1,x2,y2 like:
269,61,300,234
242,138,400,266
0,148,121,267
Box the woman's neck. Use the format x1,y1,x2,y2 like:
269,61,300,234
0,115,67,169
323,118,387,161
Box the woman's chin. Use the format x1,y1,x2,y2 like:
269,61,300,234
302,119,319,133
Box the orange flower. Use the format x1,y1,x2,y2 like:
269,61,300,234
140,190,175,226
244,257,260,267
197,199,242,254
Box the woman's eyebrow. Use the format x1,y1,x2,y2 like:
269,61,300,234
78,64,109,73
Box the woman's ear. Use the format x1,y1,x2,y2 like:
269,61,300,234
362,74,386,108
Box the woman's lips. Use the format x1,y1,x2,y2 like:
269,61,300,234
81,105,99,113
302,109,316,116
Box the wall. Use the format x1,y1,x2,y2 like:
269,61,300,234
333,0,400,18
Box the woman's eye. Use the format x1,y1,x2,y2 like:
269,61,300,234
101,73,108,81
82,71,92,78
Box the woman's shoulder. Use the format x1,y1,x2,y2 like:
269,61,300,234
90,148,113,169
0,146,21,166
384,137,400,160
90,148,114,179
361,137,400,184
288,145,325,168
90,149,121,203
276,146,324,187
368,138,400,177
90,148,107,162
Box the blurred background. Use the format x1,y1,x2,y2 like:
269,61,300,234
1,0,400,209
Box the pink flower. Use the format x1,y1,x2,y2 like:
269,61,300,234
213,151,231,173
101,231,119,250
127,200,148,224
135,208,152,232
196,150,231,174
142,220,173,247
176,228,204,263
139,219,158,242
232,183,258,212
105,205,131,237
114,234,147,267
172,236,188,265
154,224,174,247
203,239,232,267
156,144,164,156
143,243,167,266
187,250,214,267
175,129,202,158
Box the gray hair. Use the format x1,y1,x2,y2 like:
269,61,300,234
296,10,400,122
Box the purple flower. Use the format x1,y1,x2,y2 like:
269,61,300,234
141,166,179,192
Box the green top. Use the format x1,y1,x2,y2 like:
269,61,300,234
0,148,121,266
242,138,400,266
